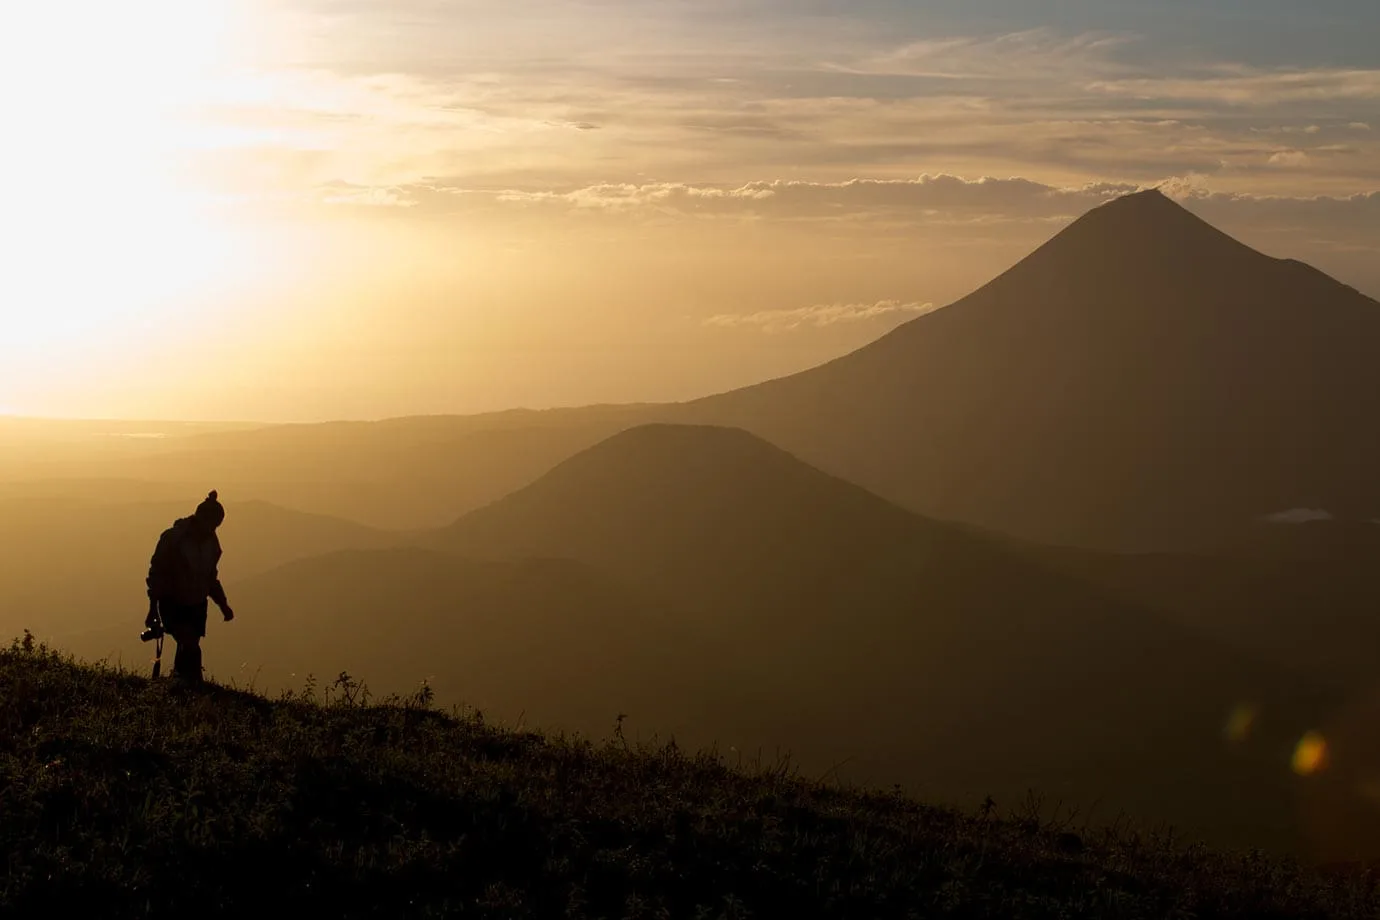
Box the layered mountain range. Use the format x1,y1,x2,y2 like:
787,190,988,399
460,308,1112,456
8,189,1380,858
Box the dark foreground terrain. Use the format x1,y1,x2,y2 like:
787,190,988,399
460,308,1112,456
3,637,1377,919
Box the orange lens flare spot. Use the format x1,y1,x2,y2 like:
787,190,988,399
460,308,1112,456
1292,732,1329,776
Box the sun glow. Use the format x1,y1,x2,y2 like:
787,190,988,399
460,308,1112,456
0,2,270,351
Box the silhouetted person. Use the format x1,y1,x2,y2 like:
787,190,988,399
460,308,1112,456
146,491,235,683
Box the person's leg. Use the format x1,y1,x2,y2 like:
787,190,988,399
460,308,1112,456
169,625,203,683
170,626,189,679
186,632,203,681
162,600,208,684
190,602,208,682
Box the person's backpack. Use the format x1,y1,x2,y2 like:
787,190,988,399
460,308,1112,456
146,518,191,601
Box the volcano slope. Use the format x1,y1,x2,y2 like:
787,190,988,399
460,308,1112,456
675,189,1380,552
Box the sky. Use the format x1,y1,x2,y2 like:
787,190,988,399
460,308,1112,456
1,0,1377,421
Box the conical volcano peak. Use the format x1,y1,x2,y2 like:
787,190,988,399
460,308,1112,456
1104,186,1175,207
995,184,1262,288
1072,186,1223,240
477,423,894,510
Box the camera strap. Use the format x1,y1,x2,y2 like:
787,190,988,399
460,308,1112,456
152,634,164,679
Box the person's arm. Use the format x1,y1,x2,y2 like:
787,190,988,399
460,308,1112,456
210,578,232,619
209,538,233,621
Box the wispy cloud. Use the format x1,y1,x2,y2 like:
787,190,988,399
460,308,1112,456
343,173,1379,242
706,300,938,333
1087,68,1380,106
1267,150,1312,168
320,182,417,207
490,182,777,211
830,28,1134,80
395,174,1139,221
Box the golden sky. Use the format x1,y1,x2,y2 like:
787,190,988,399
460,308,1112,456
2,1,1378,421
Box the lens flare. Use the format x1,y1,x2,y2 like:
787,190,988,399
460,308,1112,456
1225,704,1258,743
1292,731,1329,776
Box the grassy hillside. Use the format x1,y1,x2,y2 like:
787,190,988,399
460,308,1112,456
4,637,1378,919
214,549,735,739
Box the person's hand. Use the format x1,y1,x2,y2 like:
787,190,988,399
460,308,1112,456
145,602,159,629
222,606,235,622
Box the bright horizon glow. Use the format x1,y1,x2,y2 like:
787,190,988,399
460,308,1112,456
2,3,260,349
1,1,1378,422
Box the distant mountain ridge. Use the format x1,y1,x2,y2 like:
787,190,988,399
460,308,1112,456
433,424,931,619
50,189,1378,549
420,422,1324,852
